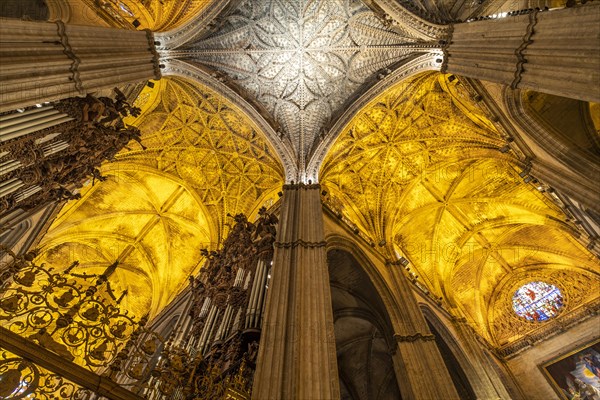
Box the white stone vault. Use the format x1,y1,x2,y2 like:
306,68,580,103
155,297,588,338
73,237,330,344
159,0,444,181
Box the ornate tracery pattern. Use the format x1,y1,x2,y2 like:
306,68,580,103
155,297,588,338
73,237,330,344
512,281,563,322
80,0,214,31
120,78,284,240
176,0,434,173
321,72,600,345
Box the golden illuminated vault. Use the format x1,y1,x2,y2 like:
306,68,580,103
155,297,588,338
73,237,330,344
18,6,599,350
321,72,600,345
36,77,284,319
81,0,212,31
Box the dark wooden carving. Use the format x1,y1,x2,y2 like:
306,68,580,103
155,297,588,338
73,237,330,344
0,89,142,215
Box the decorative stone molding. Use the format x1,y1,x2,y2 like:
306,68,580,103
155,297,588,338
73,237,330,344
445,3,600,103
502,87,600,213
497,298,600,359
394,332,436,342
274,240,327,249
154,0,232,49
511,10,539,89
55,20,83,95
439,24,453,74
371,0,452,41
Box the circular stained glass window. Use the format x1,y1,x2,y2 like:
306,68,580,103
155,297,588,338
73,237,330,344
512,281,563,322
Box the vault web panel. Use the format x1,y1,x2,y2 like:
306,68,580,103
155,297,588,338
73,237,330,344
180,0,426,168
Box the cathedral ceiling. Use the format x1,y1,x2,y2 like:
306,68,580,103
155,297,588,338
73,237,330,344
35,77,284,319
169,0,441,179
386,0,570,23
24,0,597,346
77,0,213,31
321,72,600,346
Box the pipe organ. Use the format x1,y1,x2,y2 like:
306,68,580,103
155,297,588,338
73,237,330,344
116,208,278,399
0,90,143,216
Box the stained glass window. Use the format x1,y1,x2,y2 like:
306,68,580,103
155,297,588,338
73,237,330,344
512,281,563,322
118,2,135,17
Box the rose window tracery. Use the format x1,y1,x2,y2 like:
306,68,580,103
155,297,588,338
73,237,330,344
512,281,563,322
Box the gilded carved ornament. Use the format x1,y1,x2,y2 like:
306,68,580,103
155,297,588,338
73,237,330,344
490,268,600,347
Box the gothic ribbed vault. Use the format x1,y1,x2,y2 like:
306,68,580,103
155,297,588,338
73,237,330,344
76,0,213,31
35,77,284,318
171,0,440,179
320,72,600,346
16,0,600,351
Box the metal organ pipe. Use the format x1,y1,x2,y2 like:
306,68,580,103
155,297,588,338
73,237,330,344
13,185,41,203
0,178,24,197
258,263,272,325
197,305,218,355
200,297,211,318
234,268,245,287
0,159,21,176
253,260,268,327
231,308,242,332
215,304,233,340
245,266,260,328
42,140,69,156
0,107,58,133
0,114,73,142
34,132,63,144
246,258,269,329
0,106,51,123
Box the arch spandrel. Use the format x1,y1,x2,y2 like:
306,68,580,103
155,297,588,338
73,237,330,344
320,72,600,346
35,76,285,320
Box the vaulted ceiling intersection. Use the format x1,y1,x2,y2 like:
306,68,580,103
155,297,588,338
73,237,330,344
167,0,441,178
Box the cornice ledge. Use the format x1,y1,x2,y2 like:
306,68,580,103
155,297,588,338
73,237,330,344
371,0,451,41
274,240,327,249
498,298,600,359
160,59,298,181
282,183,321,190
306,52,442,181
394,332,436,342
154,0,233,50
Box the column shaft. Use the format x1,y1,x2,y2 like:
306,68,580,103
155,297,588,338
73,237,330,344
0,18,161,112
453,318,512,399
444,3,600,102
252,184,339,399
388,262,460,399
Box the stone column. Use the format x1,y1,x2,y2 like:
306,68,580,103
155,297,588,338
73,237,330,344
252,183,340,400
0,18,161,113
387,260,460,400
452,317,512,399
443,2,600,102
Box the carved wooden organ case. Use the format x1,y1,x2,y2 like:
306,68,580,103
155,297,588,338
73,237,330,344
123,208,278,399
